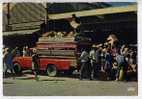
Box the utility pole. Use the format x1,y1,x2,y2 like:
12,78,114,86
45,3,49,24
43,3,49,25
43,2,49,33
7,3,11,31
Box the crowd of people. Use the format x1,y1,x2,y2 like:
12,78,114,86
3,46,40,81
79,40,137,81
3,34,137,82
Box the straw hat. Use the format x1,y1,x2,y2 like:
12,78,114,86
32,48,37,53
92,44,96,48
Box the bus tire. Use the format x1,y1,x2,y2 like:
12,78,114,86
119,68,124,81
13,63,22,74
46,64,57,77
64,68,74,75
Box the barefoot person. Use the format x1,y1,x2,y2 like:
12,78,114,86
32,48,40,81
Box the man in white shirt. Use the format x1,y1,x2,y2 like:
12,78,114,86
89,45,97,80
79,48,90,80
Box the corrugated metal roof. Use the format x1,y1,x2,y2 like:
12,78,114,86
3,2,137,31
3,29,39,36
3,2,137,24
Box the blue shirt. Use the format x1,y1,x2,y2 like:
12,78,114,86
5,52,13,67
116,54,125,66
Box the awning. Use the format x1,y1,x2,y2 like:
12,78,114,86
3,29,39,36
49,4,137,20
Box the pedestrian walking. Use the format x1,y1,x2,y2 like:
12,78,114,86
104,48,113,80
3,47,9,78
79,48,90,80
115,52,126,81
89,45,97,80
110,61,118,80
32,48,40,81
96,45,103,72
4,47,17,79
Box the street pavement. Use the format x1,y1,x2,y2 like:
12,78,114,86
3,73,138,96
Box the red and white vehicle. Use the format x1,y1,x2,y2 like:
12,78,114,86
13,37,84,76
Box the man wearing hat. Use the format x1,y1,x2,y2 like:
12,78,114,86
89,44,97,80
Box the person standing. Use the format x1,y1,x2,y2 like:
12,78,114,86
115,51,126,81
4,47,17,79
22,47,26,57
111,60,118,80
15,47,21,56
79,48,90,80
89,45,97,80
25,46,30,56
104,48,113,80
32,48,40,81
96,45,103,73
3,47,9,78
23,46,30,57
100,46,106,72
70,14,81,33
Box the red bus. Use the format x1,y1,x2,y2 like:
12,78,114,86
13,37,88,76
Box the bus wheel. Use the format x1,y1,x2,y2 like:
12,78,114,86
13,63,22,75
64,69,74,75
46,64,57,77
